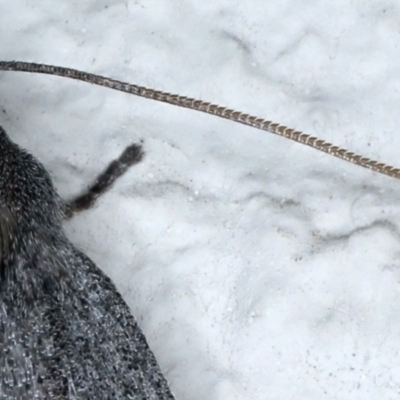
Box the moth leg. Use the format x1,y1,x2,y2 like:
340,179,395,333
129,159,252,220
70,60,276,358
64,143,144,219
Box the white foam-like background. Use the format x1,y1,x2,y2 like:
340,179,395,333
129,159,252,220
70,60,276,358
2,1,400,399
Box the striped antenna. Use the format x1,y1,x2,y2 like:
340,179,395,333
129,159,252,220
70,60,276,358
1,61,399,180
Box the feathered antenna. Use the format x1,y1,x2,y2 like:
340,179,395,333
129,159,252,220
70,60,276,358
1,60,399,180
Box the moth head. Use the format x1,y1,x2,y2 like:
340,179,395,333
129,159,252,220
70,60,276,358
0,126,63,251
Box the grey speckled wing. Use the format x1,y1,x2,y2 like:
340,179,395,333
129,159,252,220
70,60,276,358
0,126,175,399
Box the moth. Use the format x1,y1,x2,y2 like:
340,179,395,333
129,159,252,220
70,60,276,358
0,60,397,399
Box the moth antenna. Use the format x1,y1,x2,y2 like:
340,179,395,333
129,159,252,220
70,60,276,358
1,60,399,180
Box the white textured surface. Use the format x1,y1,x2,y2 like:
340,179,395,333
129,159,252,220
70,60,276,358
2,1,400,399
